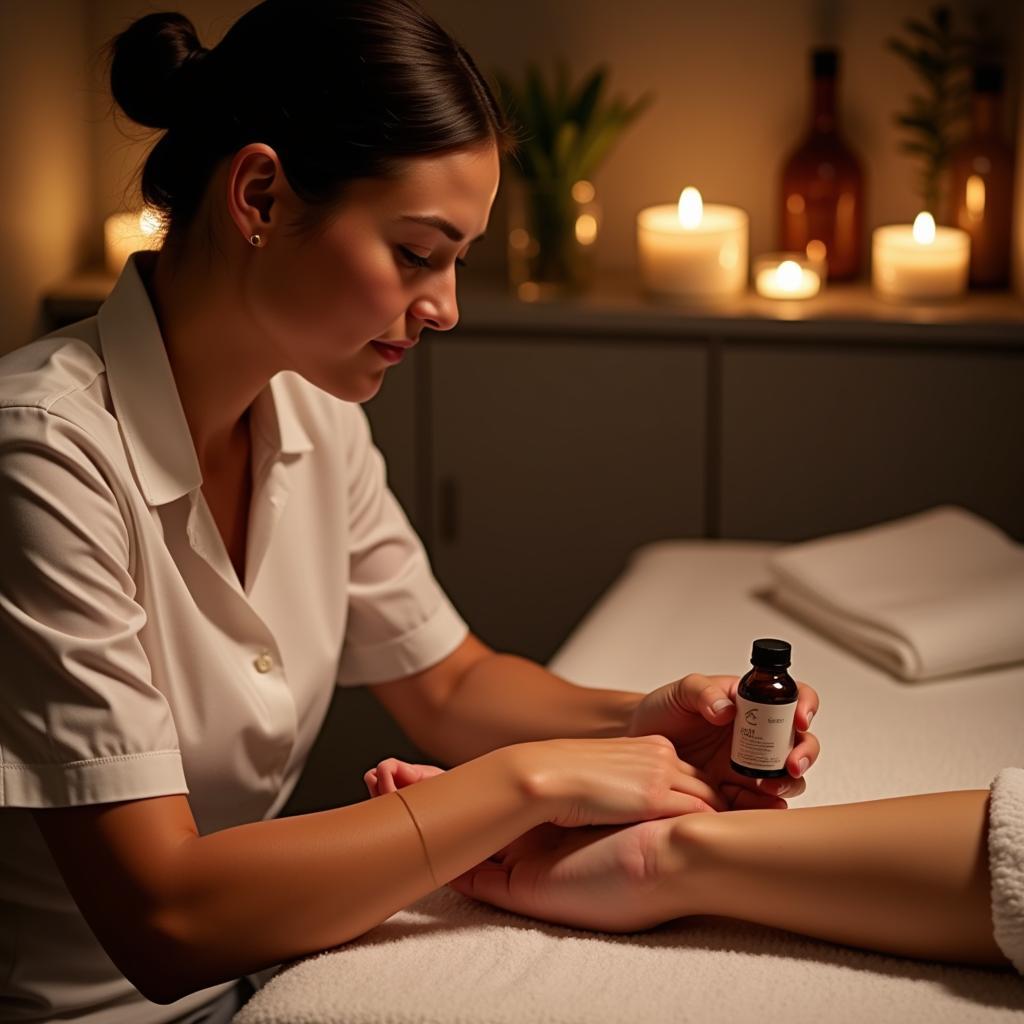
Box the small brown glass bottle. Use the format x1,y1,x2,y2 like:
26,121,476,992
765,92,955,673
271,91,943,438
778,48,865,280
730,638,798,779
947,63,1015,288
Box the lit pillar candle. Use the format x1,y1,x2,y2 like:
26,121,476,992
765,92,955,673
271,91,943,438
104,208,165,276
871,212,970,300
754,253,822,299
637,187,748,299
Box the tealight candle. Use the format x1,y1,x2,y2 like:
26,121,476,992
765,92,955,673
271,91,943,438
871,212,970,301
753,252,822,300
637,187,748,299
104,208,165,275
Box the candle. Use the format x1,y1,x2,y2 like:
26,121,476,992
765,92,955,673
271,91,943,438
637,187,748,299
871,212,970,301
754,253,822,300
104,208,165,275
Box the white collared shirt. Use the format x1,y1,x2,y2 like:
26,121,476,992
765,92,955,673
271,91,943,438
0,253,468,1023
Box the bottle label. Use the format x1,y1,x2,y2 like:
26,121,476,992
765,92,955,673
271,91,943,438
731,695,797,771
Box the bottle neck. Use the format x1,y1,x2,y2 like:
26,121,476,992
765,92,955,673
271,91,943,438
972,92,1002,139
810,74,837,134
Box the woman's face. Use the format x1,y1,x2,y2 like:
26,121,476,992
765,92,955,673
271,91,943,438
235,142,500,403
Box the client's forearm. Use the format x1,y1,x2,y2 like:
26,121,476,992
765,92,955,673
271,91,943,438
663,790,1010,967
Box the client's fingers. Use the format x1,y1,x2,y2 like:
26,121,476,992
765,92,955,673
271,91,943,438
678,771,728,812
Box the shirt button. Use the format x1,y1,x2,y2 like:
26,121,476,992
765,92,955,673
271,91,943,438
254,651,274,673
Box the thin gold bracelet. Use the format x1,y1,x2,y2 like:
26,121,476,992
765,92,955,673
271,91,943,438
394,788,441,889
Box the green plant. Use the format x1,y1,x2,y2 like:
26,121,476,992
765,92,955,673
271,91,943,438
495,58,653,188
493,59,653,287
887,5,976,214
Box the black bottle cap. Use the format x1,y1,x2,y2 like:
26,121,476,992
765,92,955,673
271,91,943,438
751,638,792,668
973,63,1004,94
812,48,838,78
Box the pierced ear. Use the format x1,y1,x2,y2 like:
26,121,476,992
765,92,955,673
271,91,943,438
228,144,281,238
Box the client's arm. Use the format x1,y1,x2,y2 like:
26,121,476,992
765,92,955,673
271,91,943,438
662,790,1009,967
448,790,1013,970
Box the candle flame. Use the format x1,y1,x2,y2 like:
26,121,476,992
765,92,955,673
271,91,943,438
912,211,936,245
678,187,703,229
775,260,803,292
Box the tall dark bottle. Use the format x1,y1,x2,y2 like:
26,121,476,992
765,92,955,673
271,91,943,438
779,48,865,280
730,639,798,779
947,64,1015,288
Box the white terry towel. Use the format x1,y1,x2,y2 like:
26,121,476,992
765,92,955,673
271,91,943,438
990,766,1024,974
766,505,1024,680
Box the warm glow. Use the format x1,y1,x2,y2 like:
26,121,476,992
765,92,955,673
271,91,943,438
575,213,598,246
509,227,530,251
806,239,827,264
104,207,165,275
912,211,936,245
572,180,596,204
965,175,986,219
139,208,163,236
678,187,703,229
786,193,805,215
775,260,803,292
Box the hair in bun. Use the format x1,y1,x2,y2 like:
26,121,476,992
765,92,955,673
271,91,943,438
108,12,209,132
103,0,520,249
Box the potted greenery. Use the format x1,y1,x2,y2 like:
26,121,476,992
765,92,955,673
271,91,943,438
495,59,653,297
887,5,978,216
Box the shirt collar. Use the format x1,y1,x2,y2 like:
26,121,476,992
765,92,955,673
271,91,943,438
97,252,313,508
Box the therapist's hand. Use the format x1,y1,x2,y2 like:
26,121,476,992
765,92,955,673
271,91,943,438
625,673,820,809
447,818,677,933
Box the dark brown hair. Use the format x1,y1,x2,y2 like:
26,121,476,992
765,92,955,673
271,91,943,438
105,0,519,245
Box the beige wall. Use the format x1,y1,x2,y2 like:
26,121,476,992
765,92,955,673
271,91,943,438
0,0,93,353
2,0,1022,355
87,0,1021,277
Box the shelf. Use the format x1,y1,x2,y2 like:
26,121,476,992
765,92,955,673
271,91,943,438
43,265,1024,348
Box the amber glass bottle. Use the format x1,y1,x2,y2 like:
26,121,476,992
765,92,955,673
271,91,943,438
947,64,1015,288
779,48,865,280
730,639,798,779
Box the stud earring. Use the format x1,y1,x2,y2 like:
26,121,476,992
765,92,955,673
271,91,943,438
249,233,264,248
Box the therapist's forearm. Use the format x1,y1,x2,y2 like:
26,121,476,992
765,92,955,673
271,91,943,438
660,790,1009,967
423,653,642,765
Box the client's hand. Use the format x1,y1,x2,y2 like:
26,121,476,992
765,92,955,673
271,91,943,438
447,819,678,933
627,672,821,809
364,757,444,796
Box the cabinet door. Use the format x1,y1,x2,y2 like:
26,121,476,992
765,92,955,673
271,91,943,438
720,344,1024,541
430,336,707,664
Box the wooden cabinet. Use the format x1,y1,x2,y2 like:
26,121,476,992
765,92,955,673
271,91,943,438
719,342,1024,542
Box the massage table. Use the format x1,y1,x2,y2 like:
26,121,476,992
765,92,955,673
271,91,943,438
234,540,1024,1023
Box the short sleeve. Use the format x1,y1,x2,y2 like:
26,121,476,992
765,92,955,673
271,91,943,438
335,405,468,686
0,407,187,807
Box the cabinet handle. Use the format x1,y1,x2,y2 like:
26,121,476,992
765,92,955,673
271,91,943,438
439,477,459,544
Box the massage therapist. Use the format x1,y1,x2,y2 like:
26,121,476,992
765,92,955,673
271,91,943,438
0,3,819,1022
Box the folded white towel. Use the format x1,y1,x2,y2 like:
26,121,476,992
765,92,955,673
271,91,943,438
766,505,1024,680
989,766,1024,974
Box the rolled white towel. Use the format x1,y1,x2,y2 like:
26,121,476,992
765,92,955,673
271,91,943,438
989,766,1024,974
766,505,1024,680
